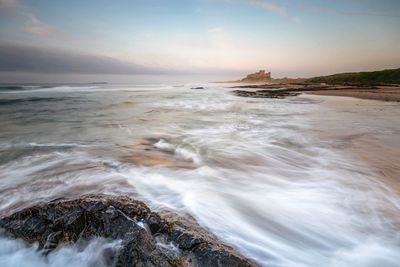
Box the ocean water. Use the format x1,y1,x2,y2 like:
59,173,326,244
0,83,399,267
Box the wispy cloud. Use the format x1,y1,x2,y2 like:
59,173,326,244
227,0,398,22
296,1,400,18
235,0,301,23
25,13,60,37
208,27,224,33
0,0,65,38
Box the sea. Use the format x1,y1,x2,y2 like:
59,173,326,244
0,83,399,267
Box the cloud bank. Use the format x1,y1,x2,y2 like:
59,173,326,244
0,43,178,75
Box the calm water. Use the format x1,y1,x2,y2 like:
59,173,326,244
0,83,399,267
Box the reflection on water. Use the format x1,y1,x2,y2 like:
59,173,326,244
0,84,399,266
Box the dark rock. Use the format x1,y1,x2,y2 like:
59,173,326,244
0,194,258,267
232,89,300,99
191,87,205,90
229,83,380,99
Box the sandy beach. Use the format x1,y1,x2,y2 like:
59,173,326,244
307,86,400,102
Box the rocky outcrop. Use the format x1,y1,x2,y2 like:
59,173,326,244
230,82,381,99
0,195,257,267
232,89,300,99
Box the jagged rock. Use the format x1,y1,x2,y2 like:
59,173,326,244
232,89,300,99
0,195,257,267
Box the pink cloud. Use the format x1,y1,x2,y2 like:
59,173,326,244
241,0,301,23
0,0,65,38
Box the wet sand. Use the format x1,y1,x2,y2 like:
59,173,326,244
307,86,400,102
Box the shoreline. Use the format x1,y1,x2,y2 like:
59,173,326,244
228,83,400,102
305,86,400,102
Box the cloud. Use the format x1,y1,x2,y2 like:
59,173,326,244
208,27,224,33
0,43,181,75
25,14,59,37
0,0,64,38
227,0,398,22
0,0,18,7
296,1,400,18
238,0,301,23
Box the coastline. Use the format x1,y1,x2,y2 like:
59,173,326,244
228,83,400,102
305,86,400,102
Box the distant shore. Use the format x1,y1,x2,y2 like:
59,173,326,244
223,68,400,101
228,82,400,102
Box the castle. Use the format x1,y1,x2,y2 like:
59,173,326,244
242,70,271,81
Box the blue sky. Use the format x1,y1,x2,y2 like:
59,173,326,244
0,0,399,82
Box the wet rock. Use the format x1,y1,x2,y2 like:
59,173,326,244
230,82,380,99
0,195,257,267
162,212,256,267
232,89,300,99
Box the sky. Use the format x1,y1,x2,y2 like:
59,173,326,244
0,0,399,82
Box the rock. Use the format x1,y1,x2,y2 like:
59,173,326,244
0,195,258,267
232,89,300,99
191,87,205,90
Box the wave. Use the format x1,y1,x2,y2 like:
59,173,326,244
0,85,99,94
0,84,180,94
0,143,91,166
154,139,202,164
0,97,69,106
0,142,88,150
0,85,43,91
0,237,122,267
27,142,88,148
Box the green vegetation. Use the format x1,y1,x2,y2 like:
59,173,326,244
307,68,400,84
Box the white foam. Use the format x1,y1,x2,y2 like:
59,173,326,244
154,139,175,151
154,139,202,164
0,237,123,267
